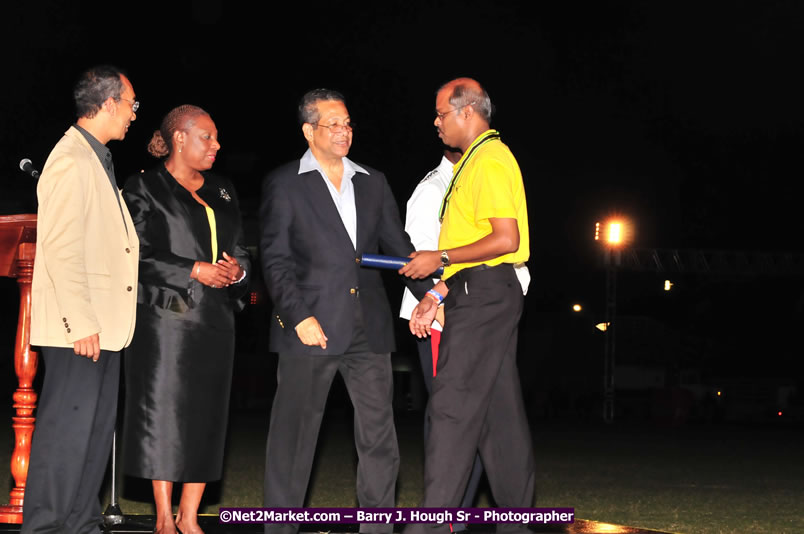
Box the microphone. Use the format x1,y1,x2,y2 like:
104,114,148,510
19,158,41,179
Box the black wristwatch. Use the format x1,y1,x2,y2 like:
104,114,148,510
440,249,451,266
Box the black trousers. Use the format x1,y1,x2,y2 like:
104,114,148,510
416,336,483,531
405,264,535,534
21,346,120,534
264,305,399,534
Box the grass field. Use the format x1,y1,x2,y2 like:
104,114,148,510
0,340,799,534
79,410,804,534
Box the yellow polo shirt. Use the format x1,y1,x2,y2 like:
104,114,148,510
438,130,529,280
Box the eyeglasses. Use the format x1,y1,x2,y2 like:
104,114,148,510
435,108,459,121
118,97,140,113
315,121,354,134
435,102,475,121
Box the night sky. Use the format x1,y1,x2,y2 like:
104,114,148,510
2,1,804,400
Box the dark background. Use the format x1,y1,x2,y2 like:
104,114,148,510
2,0,804,422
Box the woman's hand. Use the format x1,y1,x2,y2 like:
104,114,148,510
191,261,232,288
218,251,245,283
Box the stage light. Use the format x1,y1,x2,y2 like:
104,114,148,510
778,411,783,417
595,218,633,247
664,280,673,291
717,391,722,397
607,222,622,244
573,304,582,312
595,322,610,332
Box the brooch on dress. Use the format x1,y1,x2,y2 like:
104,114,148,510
219,188,231,201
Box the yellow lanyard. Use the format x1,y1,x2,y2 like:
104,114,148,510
438,130,501,222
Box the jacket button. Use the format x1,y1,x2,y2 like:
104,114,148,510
350,288,356,295
355,258,360,264
64,323,69,328
127,286,133,291
66,328,71,333
62,317,67,322
125,248,131,253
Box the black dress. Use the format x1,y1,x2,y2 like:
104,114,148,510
121,165,250,482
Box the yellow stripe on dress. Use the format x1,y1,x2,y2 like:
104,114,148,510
204,205,218,263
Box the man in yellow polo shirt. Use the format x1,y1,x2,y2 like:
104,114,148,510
401,77,534,534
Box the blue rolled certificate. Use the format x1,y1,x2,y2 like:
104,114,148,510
360,254,444,276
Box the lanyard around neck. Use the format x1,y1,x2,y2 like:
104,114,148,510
438,130,501,222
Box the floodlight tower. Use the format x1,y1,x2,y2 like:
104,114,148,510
595,219,632,423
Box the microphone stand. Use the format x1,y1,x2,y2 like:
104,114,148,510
102,428,125,528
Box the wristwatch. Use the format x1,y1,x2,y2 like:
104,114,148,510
440,249,451,267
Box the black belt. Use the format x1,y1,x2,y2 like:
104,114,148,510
444,263,497,290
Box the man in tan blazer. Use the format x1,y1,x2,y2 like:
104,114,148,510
23,66,139,534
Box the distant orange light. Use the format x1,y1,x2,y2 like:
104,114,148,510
607,222,623,245
573,304,582,312
590,523,631,534
717,391,722,397
595,218,632,247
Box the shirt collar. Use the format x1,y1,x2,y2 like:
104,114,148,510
454,129,500,168
437,155,455,176
298,148,368,177
73,123,112,168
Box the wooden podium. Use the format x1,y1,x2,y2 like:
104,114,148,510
0,214,38,523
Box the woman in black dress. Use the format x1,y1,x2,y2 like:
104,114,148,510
122,105,249,534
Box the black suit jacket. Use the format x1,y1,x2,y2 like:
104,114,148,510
260,159,430,355
123,166,251,329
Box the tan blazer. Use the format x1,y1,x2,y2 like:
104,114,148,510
30,127,139,351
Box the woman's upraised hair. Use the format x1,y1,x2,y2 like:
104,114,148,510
147,105,209,158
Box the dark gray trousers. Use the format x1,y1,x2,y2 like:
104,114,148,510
21,346,120,534
405,264,535,534
264,308,399,534
417,336,484,531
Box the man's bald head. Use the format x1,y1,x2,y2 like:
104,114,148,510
438,78,493,124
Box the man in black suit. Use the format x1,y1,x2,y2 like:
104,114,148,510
260,89,429,534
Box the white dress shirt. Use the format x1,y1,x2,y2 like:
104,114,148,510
299,148,368,250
